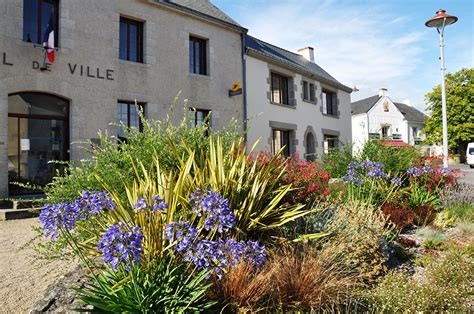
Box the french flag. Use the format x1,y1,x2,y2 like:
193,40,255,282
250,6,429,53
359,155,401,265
42,13,55,63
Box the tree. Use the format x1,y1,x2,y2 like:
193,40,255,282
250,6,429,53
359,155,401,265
424,68,474,157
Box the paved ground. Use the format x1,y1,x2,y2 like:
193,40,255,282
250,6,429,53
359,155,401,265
0,218,75,313
453,162,474,186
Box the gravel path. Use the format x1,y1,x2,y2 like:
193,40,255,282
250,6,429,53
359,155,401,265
0,218,75,313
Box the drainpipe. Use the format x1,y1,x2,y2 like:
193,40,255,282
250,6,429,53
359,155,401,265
241,33,248,143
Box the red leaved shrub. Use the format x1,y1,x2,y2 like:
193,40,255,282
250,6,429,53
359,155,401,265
380,202,415,231
280,157,331,205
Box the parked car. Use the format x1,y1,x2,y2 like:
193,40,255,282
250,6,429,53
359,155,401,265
467,142,474,168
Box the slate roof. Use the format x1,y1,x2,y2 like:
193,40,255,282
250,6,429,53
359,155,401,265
351,95,428,122
394,102,428,122
351,95,381,115
160,0,243,29
245,35,352,92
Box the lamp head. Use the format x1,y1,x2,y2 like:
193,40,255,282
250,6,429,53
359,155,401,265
425,9,458,28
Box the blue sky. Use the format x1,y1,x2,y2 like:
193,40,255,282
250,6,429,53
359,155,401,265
213,0,473,113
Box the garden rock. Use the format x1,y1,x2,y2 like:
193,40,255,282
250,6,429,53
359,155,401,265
30,266,92,313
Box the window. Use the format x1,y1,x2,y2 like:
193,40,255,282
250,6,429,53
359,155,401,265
381,126,389,138
305,132,316,161
323,135,338,154
23,0,59,46
273,129,291,157
189,36,208,75
119,17,144,63
302,81,315,102
412,127,419,139
322,90,337,116
383,102,390,112
271,73,289,105
189,108,211,135
117,101,144,141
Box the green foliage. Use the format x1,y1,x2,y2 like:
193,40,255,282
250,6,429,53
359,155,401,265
76,259,215,313
369,245,474,312
435,202,474,227
179,138,308,236
321,145,354,178
359,140,420,176
424,68,474,151
416,227,447,249
44,100,241,205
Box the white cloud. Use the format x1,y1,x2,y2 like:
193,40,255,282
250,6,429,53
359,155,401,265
239,0,430,110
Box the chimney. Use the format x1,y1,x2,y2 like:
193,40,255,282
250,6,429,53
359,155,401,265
297,46,314,62
378,88,388,97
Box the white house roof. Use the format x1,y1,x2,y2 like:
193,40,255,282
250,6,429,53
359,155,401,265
351,95,428,122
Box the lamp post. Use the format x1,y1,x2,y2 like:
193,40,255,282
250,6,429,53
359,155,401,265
425,9,458,168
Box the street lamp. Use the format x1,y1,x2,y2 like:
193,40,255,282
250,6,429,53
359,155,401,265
425,9,458,168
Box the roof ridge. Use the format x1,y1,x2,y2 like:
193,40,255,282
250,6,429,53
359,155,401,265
248,35,307,60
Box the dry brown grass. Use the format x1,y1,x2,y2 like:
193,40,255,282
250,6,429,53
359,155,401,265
213,245,360,312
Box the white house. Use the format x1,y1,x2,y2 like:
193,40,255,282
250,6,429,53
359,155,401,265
351,88,428,154
245,35,353,160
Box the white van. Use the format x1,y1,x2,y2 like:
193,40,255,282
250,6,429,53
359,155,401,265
467,142,474,168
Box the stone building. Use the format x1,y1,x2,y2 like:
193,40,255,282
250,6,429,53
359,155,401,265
245,35,353,160
0,0,246,197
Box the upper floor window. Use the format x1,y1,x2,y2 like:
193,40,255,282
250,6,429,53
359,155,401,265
189,36,208,75
117,101,145,141
302,81,315,102
322,89,337,116
23,0,59,46
271,73,289,105
119,17,144,63
273,129,291,157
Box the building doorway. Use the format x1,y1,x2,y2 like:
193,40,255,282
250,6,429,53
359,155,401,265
8,92,69,195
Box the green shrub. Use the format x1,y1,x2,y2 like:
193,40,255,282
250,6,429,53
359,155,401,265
359,140,420,176
321,145,354,178
44,102,241,205
369,245,474,312
76,259,215,312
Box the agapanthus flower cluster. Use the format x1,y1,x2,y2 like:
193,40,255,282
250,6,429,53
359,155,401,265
165,221,197,252
133,195,168,212
343,160,388,185
406,166,435,177
390,177,403,187
165,190,266,279
39,191,115,240
97,222,144,270
182,238,265,279
189,189,236,233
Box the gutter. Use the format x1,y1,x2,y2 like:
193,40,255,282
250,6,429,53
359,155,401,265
241,34,248,143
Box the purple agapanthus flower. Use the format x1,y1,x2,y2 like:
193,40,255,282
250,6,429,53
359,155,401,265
165,221,197,252
390,177,403,187
97,222,144,270
134,195,168,213
183,237,266,279
189,190,236,233
39,191,115,240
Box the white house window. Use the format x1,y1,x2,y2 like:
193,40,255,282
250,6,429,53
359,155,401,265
323,135,338,154
272,129,291,157
322,89,337,115
302,81,315,102
412,127,419,139
381,126,390,138
271,73,289,105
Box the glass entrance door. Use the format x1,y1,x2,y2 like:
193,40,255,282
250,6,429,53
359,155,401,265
8,93,69,195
